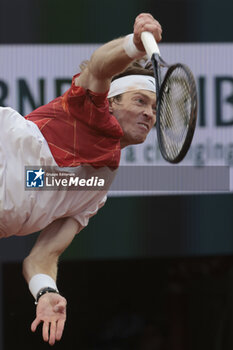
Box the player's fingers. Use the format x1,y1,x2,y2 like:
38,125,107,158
56,319,66,341
139,21,162,34
136,13,155,21
134,22,162,46
135,16,162,31
48,321,57,346
137,23,162,42
31,317,41,332
42,321,49,342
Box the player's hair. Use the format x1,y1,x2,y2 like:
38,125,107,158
111,59,154,82
79,59,154,79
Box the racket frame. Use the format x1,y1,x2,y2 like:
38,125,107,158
156,62,198,163
141,31,197,164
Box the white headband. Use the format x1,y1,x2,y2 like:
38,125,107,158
108,75,155,98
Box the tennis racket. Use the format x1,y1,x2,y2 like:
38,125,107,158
141,31,197,164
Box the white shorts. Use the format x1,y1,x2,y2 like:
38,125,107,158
0,107,116,238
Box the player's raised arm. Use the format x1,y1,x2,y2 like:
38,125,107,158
22,217,81,345
75,13,162,93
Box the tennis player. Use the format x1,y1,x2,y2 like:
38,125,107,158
0,13,162,345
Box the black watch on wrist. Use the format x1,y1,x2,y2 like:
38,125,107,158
35,287,59,305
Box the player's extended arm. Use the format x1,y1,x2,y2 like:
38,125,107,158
75,13,162,93
22,217,81,346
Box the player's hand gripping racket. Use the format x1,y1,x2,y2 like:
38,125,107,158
141,32,197,163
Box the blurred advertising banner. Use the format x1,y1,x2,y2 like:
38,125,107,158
0,43,233,193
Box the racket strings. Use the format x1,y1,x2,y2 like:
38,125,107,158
159,66,192,159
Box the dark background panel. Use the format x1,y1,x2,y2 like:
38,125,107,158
62,194,233,260
0,0,232,43
1,194,233,262
4,258,233,350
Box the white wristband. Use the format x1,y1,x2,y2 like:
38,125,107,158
29,274,58,300
123,34,144,59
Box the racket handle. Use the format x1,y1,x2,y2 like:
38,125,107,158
141,31,160,58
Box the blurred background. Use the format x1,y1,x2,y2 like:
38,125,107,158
0,0,233,349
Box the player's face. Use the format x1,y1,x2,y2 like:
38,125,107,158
110,90,156,148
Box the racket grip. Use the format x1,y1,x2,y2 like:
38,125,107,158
141,32,160,58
